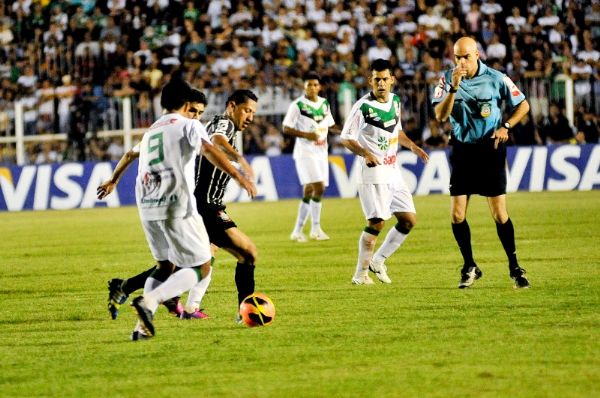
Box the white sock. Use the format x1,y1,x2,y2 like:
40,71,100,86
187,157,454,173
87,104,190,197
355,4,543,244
185,267,212,313
353,231,378,279
310,200,322,232
293,200,310,233
144,268,199,313
143,277,162,294
373,227,408,263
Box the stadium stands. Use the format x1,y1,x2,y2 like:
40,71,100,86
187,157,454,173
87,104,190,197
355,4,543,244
0,0,598,164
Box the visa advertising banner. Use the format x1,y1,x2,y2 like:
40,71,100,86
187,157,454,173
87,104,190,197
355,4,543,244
1,144,599,211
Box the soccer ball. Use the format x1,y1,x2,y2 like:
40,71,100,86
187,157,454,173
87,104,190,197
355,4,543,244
239,292,275,327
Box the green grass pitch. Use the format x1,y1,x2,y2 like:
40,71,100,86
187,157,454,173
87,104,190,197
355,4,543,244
0,191,599,397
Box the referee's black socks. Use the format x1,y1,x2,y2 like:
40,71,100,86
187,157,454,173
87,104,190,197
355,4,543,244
451,220,475,267
496,219,519,269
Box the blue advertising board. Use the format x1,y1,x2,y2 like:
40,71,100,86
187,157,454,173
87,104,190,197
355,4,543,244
1,144,599,211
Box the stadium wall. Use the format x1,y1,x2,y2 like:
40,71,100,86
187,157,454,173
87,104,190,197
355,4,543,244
1,144,599,212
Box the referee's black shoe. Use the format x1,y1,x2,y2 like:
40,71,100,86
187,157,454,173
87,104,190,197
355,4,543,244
458,265,483,289
510,267,530,289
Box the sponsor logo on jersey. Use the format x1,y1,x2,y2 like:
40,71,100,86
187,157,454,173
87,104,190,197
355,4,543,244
503,75,522,97
434,77,445,99
377,136,389,150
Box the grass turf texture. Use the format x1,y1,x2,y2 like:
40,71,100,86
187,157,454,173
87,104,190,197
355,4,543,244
0,191,599,397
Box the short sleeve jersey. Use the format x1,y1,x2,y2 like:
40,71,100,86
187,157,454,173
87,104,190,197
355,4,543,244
136,113,210,221
431,61,526,143
340,92,403,184
282,95,336,159
194,114,238,210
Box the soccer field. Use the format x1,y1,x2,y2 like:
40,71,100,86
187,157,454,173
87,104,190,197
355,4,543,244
1,191,599,397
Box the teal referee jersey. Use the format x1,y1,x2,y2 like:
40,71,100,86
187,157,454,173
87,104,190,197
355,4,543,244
431,61,526,143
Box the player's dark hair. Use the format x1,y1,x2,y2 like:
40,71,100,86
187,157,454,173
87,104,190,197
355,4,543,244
160,77,192,111
370,58,392,73
227,89,258,107
189,88,207,105
304,71,321,82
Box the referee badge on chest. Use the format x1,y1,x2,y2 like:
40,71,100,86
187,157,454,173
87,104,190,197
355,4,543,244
480,102,491,118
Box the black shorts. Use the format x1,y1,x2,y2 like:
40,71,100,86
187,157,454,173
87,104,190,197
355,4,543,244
197,205,237,248
449,139,507,197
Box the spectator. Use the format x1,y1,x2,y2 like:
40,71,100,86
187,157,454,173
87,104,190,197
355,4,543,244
571,58,593,110
36,79,56,134
541,103,575,144
506,7,526,32
35,141,59,164
423,120,448,149
55,75,77,134
295,29,319,58
480,0,503,16
367,37,392,62
486,34,507,62
576,110,599,144
537,7,560,29
510,114,542,146
263,124,285,157
20,86,38,136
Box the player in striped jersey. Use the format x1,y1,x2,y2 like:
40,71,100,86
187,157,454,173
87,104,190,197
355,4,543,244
98,78,256,339
283,72,337,242
340,59,429,285
193,89,260,317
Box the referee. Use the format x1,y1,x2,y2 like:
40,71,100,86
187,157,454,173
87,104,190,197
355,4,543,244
432,36,531,289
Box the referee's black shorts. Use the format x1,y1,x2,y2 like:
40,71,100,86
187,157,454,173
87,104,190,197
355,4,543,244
449,139,507,197
197,205,237,248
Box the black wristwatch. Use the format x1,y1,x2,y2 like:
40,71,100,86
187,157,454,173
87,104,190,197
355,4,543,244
503,122,511,130
449,86,459,93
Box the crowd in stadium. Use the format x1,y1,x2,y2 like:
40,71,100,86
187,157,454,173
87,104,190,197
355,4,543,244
0,0,599,164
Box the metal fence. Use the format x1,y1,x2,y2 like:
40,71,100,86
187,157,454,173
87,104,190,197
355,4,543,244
0,75,576,166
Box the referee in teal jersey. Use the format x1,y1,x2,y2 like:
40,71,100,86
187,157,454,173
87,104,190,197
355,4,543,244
432,37,531,289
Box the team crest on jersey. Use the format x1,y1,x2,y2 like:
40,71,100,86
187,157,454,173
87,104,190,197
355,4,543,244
480,102,491,118
377,136,389,150
142,171,161,194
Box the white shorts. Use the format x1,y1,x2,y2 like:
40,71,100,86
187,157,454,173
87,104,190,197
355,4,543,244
295,156,329,186
141,213,211,268
358,182,416,220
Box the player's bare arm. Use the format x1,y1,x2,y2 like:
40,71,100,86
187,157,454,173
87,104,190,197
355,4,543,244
211,134,255,180
491,100,531,149
327,125,343,135
201,140,257,198
433,69,464,122
340,138,381,167
283,126,320,141
398,131,429,163
97,149,139,199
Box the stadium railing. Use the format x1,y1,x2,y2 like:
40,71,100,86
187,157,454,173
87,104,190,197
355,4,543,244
0,75,575,166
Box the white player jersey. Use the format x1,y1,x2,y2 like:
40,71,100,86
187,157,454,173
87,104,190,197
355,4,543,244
136,113,210,221
340,92,403,184
282,95,335,159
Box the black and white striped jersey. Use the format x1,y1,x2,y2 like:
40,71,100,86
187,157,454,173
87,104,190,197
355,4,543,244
194,114,238,210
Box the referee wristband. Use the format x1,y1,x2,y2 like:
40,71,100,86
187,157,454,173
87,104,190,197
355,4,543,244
449,86,459,93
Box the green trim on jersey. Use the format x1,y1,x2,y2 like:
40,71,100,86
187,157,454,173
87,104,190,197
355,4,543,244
297,99,329,122
360,94,401,133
